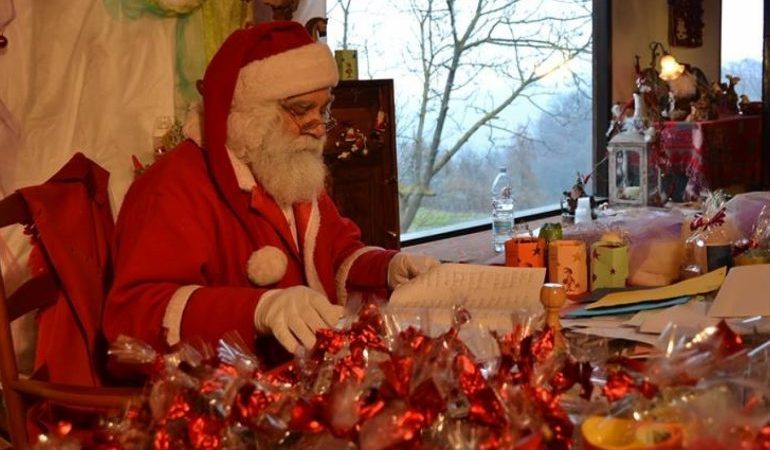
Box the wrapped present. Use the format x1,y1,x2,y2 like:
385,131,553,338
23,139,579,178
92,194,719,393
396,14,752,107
590,241,629,291
684,191,732,275
505,237,546,268
562,208,686,286
548,240,587,296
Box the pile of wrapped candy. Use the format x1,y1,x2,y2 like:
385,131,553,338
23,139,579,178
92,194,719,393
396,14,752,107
44,305,591,450
34,304,770,450
583,321,770,450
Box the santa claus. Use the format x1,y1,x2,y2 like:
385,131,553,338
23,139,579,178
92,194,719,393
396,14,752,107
103,21,438,366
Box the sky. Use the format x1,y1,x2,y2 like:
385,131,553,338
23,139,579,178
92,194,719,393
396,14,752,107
324,0,593,146
721,0,764,63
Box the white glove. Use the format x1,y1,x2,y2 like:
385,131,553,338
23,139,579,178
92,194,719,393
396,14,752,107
254,286,344,354
387,253,441,289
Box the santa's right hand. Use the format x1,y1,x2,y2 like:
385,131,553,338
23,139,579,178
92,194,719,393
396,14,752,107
253,286,344,354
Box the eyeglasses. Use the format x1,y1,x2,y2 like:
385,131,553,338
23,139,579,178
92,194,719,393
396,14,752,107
279,99,338,134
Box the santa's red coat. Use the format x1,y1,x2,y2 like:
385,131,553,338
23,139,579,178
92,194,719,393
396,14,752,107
103,141,396,366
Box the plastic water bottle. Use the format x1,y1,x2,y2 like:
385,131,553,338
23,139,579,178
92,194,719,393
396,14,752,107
574,196,592,224
491,167,514,253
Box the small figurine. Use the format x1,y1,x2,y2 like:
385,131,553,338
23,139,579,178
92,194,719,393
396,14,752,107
724,74,740,113
739,94,751,110
373,109,388,134
562,172,592,216
685,94,711,122
606,102,627,138
305,17,328,42
665,91,687,120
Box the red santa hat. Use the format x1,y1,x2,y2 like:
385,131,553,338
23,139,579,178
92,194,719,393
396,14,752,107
197,21,338,257
202,20,338,153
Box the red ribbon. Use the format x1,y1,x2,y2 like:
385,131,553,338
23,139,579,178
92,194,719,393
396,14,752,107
690,206,727,231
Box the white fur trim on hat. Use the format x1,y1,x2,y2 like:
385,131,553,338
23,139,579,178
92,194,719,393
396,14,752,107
247,246,288,286
233,42,338,105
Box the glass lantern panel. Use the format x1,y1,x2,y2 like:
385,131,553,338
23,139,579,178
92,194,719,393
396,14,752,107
647,160,663,205
614,148,641,200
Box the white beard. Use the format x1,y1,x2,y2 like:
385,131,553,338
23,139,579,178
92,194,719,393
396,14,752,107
667,71,698,99
227,103,327,207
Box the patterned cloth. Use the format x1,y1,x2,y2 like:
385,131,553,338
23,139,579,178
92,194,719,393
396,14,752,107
658,115,762,196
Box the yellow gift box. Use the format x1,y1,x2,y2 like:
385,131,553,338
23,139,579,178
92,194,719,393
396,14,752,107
548,240,587,296
590,241,629,291
334,49,359,80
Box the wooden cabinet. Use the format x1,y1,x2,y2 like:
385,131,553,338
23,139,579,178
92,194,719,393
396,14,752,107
323,80,400,250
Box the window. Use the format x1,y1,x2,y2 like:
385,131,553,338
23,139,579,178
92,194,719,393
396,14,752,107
721,0,763,102
327,0,594,241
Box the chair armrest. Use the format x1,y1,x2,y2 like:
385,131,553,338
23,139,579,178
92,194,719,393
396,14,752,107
8,378,144,409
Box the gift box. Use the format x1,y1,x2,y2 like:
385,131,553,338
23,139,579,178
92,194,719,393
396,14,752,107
548,240,587,296
334,49,358,80
590,241,629,291
505,237,546,268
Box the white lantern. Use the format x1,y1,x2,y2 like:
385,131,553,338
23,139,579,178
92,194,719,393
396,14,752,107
607,130,663,206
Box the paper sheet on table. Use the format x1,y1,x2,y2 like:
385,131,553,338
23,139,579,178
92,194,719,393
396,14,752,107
709,264,770,317
560,318,629,329
566,296,689,317
586,267,726,310
389,263,546,310
567,327,661,346
638,301,718,334
624,310,656,327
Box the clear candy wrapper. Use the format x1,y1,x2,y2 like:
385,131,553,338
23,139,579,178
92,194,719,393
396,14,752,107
36,304,770,450
734,204,770,265
586,320,770,450
723,191,770,242
89,304,606,450
749,205,770,249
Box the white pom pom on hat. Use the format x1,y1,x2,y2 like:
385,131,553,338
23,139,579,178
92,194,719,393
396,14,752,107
247,246,288,286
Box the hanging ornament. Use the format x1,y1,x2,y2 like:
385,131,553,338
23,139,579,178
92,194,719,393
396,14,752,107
0,34,7,49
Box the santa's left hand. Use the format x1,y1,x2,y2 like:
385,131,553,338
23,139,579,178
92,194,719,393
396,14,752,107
387,252,440,289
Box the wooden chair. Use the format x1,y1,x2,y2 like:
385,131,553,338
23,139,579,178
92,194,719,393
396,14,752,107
0,190,143,449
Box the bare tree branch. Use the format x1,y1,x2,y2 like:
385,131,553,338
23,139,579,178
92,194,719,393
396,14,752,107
388,0,592,230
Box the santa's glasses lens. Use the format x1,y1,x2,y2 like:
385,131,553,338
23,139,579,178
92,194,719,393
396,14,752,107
281,103,337,133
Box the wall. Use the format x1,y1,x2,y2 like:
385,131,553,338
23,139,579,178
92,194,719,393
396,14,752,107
612,0,721,104
0,0,325,210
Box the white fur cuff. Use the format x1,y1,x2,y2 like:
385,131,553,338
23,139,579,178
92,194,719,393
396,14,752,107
334,246,380,306
163,285,201,346
247,246,288,286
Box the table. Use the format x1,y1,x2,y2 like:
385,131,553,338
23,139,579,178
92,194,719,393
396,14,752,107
658,115,762,199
